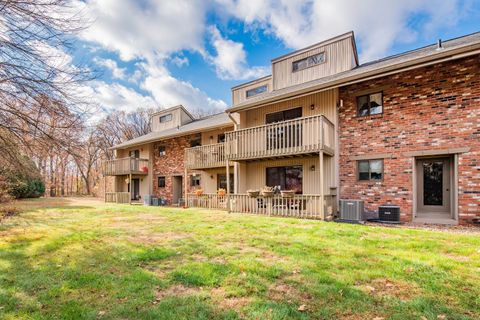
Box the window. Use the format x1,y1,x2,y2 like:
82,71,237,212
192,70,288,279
266,166,303,193
266,107,303,150
292,52,325,72
158,176,166,188
246,85,268,98
190,137,201,147
190,175,201,187
129,150,140,158
159,114,172,123
356,92,383,117
158,145,166,156
217,174,234,192
265,107,302,124
358,159,383,181
217,133,226,143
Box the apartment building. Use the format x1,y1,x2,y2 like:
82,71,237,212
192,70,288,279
104,105,233,205
105,31,480,225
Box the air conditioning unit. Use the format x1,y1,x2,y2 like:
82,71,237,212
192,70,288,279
378,205,401,222
339,200,365,222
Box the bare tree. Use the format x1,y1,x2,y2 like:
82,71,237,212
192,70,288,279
0,0,93,168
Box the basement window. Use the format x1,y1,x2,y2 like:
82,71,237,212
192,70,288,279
356,92,383,117
292,52,325,72
160,114,172,123
158,176,166,188
246,85,268,98
358,159,383,181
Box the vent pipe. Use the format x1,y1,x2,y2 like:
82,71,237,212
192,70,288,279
437,38,443,50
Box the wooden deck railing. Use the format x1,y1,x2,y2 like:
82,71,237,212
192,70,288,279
186,193,227,209
228,194,336,220
103,158,149,176
105,192,131,204
185,143,226,169
225,115,335,161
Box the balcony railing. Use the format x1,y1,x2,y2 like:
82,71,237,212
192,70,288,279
225,115,334,161
185,193,227,209
105,192,131,204
103,157,149,176
185,143,226,169
228,194,336,220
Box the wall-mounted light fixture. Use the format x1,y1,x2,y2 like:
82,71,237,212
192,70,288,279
310,104,315,110
310,165,315,171
210,175,214,179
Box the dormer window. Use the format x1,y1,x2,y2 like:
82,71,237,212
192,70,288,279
246,85,268,98
160,114,172,123
292,52,325,72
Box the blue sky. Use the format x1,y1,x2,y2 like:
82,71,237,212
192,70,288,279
69,0,480,117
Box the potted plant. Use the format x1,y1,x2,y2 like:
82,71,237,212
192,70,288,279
247,189,260,198
141,166,148,173
281,190,295,198
217,188,226,197
194,188,204,196
261,186,275,197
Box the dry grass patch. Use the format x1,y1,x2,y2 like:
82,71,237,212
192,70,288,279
153,284,200,304
356,278,421,301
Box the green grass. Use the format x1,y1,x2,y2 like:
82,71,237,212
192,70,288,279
0,197,479,319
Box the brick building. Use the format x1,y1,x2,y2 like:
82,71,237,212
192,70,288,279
106,31,480,225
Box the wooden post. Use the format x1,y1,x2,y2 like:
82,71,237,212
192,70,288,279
319,151,325,219
104,176,106,203
129,173,132,204
184,167,188,207
226,160,231,212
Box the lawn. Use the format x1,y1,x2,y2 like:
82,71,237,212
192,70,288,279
0,198,479,320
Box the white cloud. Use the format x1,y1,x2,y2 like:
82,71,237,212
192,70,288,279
94,58,126,79
216,0,466,62
129,69,143,84
73,0,206,61
171,55,190,67
141,63,227,112
72,0,228,113
208,26,269,80
83,81,158,113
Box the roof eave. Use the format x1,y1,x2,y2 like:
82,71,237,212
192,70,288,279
109,121,233,150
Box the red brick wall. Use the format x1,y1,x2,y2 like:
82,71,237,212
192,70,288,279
152,134,199,203
338,55,480,223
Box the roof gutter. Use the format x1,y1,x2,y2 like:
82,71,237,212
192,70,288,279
227,43,480,113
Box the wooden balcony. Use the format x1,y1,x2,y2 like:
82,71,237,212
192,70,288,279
185,143,226,169
225,115,335,161
103,157,149,176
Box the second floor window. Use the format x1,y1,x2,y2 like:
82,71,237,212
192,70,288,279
246,85,268,98
266,107,303,150
160,114,172,123
357,92,383,117
158,146,166,156
217,134,226,143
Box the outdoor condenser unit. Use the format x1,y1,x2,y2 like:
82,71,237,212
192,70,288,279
339,200,365,222
378,205,401,222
